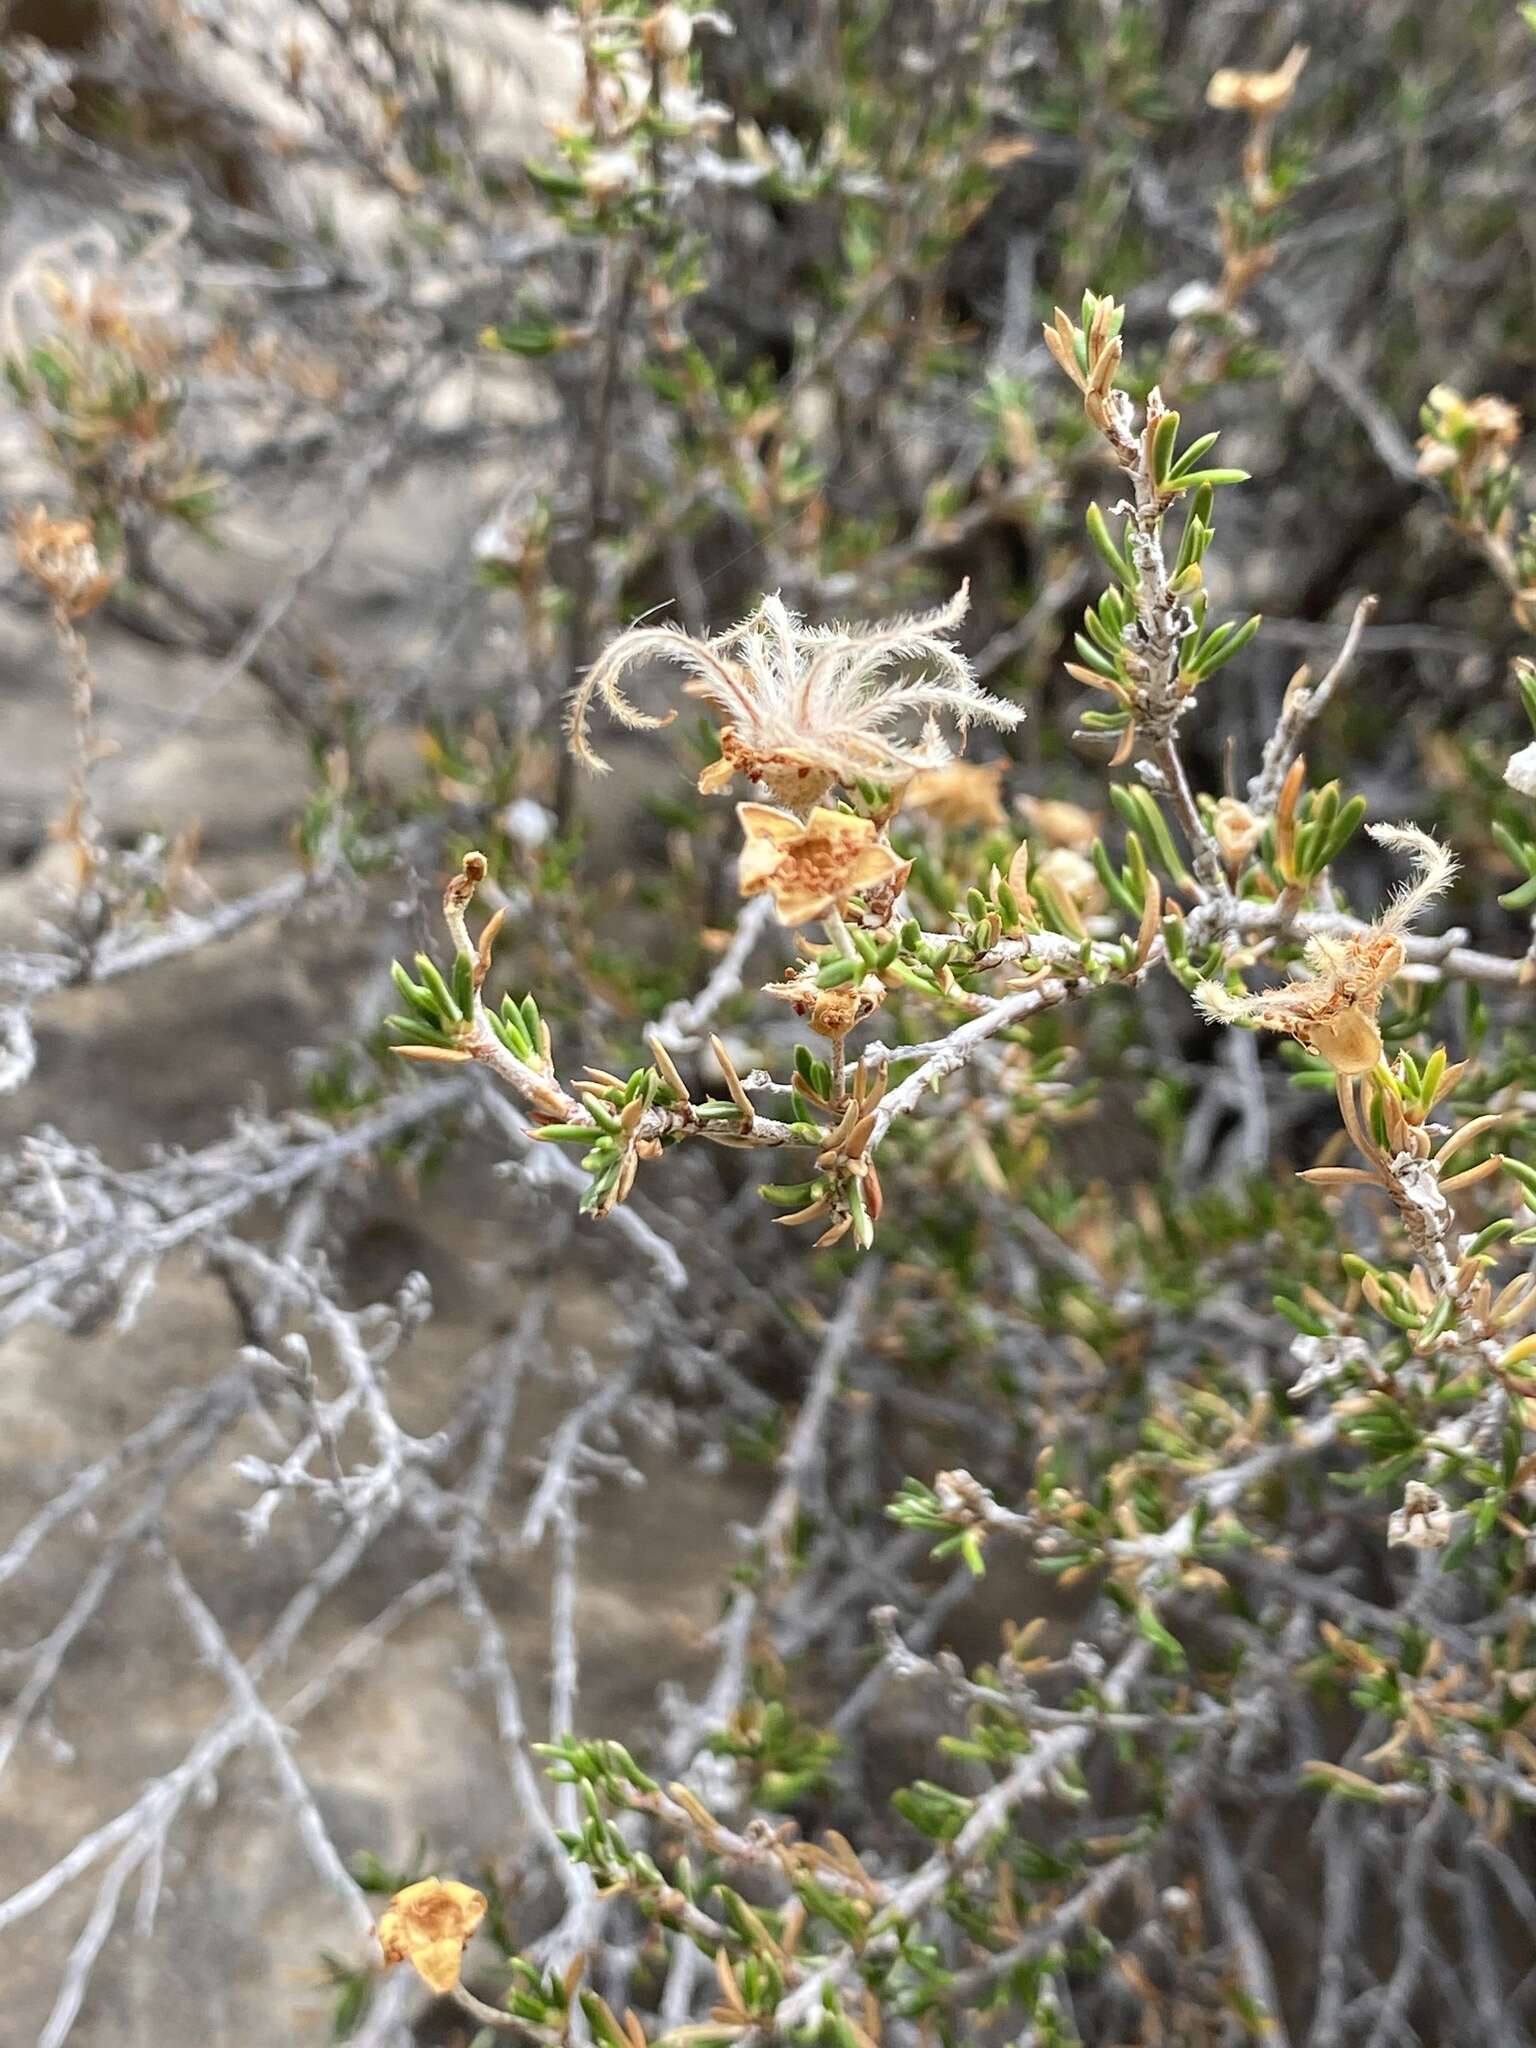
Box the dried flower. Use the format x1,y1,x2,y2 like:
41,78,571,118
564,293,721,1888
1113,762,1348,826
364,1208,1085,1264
1419,385,1521,453
1211,796,1265,867
1206,44,1309,117
1194,824,1457,1075
582,147,644,201
13,505,115,618
643,4,693,59
1034,847,1105,916
1387,1481,1454,1551
1504,741,1536,798
903,760,1009,831
1416,385,1522,490
569,583,1023,804
764,966,885,1039
1020,796,1099,850
377,1877,487,1993
737,804,903,926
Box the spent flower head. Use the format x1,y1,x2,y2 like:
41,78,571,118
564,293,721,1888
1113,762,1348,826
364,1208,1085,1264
376,1877,486,1993
1415,385,1523,522
1388,1482,1455,1551
14,505,115,618
737,803,905,925
1194,824,1457,1075
568,582,1022,807
902,759,1009,832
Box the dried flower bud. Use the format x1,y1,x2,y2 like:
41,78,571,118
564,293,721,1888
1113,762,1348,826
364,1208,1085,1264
1387,1481,1454,1551
1212,796,1264,867
763,965,884,1040
1034,847,1104,915
808,980,876,1039
1505,741,1536,798
1206,44,1309,118
644,5,693,59
582,148,643,202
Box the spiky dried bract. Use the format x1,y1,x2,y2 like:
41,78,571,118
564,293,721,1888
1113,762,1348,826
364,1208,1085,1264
1194,824,1458,1075
568,582,1022,803
377,1877,487,1993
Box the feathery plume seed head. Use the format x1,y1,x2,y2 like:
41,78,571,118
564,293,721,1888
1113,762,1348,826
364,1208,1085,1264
1194,823,1457,1075
567,582,1023,808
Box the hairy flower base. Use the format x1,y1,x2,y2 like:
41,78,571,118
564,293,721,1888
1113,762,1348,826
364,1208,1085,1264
698,727,838,807
765,966,886,1039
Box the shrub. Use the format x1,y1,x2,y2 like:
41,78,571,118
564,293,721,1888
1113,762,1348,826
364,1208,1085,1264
3,5,1536,2045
